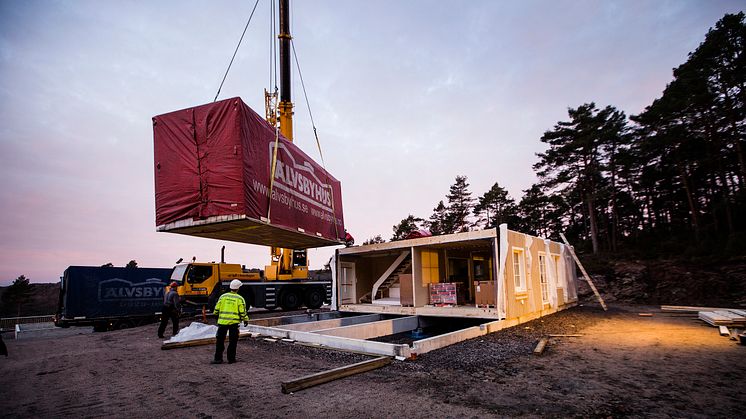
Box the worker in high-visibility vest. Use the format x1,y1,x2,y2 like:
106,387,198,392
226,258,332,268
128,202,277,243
211,279,249,364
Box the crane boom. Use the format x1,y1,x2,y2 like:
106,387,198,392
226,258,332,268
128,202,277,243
268,0,305,281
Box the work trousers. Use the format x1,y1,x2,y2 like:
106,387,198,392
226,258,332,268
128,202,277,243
158,305,179,337
214,323,240,362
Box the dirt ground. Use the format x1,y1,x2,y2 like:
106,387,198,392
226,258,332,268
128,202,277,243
1,305,744,418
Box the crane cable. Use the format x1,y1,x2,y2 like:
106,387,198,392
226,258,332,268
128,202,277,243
291,39,341,241
213,0,261,102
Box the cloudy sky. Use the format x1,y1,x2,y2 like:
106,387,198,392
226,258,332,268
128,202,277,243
0,0,742,284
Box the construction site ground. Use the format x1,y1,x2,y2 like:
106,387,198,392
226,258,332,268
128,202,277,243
2,304,744,418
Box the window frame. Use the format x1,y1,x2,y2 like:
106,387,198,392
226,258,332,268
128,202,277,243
538,252,549,304
511,247,526,292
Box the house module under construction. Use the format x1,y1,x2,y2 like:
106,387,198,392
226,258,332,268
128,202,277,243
333,224,578,320
242,224,579,358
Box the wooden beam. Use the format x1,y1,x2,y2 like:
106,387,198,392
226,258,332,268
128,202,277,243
661,305,739,313
533,336,549,355
559,233,607,311
281,356,392,394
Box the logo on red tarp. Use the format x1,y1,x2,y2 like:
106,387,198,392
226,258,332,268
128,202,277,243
269,142,334,212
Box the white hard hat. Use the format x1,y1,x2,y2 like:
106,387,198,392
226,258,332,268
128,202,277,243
229,279,242,290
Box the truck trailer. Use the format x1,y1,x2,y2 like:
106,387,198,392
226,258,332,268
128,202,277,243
55,266,173,331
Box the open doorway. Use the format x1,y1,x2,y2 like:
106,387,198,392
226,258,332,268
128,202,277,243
447,257,471,303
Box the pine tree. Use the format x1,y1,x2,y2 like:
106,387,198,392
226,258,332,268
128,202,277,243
2,275,33,317
443,175,474,233
473,182,518,229
362,235,386,245
427,201,448,236
534,103,627,254
392,215,425,241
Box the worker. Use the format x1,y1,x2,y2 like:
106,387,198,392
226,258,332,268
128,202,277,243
344,230,355,247
0,330,7,357
157,282,181,339
211,279,249,364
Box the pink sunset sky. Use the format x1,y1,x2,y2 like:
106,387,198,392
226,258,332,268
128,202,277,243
0,0,743,285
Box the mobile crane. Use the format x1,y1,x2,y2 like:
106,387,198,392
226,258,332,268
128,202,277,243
168,0,333,311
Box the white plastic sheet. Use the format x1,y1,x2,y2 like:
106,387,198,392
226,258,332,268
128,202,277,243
164,322,216,343
164,321,253,343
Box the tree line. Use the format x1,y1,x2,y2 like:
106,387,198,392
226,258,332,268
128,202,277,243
375,13,746,257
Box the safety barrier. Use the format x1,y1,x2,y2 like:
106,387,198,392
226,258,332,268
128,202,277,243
0,315,55,329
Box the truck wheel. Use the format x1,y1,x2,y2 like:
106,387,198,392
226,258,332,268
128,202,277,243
304,287,324,309
114,319,133,330
93,321,108,332
280,290,301,311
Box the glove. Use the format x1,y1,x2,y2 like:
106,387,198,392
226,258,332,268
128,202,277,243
243,321,249,327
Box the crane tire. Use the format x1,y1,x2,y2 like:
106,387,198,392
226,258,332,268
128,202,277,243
304,287,324,309
280,289,301,311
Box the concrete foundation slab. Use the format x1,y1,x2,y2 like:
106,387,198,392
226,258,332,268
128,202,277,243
277,314,382,332
312,316,419,339
244,324,411,358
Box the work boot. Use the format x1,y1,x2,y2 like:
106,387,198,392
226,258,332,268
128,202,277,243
228,359,236,364
210,359,223,364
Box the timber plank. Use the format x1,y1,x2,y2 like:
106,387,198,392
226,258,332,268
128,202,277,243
281,356,391,394
559,233,607,311
661,305,734,312
548,334,583,337
533,337,549,355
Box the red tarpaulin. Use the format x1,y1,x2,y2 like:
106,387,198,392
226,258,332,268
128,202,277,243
153,97,344,248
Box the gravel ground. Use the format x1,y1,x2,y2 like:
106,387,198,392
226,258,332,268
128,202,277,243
2,304,744,418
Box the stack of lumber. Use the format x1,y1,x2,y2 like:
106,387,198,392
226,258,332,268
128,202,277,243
698,309,746,327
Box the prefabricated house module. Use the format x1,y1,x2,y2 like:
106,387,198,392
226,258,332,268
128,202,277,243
334,224,578,321
243,224,579,358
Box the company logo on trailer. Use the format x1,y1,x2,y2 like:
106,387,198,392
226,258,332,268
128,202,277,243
269,143,334,212
98,278,167,301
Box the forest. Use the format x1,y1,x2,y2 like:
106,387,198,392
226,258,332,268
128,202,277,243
378,13,745,263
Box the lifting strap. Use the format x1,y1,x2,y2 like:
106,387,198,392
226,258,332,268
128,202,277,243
266,88,281,222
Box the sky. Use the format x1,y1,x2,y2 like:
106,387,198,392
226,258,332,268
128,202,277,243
0,0,743,285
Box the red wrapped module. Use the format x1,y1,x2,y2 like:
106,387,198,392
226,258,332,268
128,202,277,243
153,97,344,249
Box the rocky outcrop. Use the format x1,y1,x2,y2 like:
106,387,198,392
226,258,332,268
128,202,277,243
578,258,746,307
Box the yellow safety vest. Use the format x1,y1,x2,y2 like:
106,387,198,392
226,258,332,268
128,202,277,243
214,292,248,325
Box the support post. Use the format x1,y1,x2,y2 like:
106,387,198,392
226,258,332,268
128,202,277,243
559,233,607,311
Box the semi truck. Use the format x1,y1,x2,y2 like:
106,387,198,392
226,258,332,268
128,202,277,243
170,247,332,311
55,266,173,332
